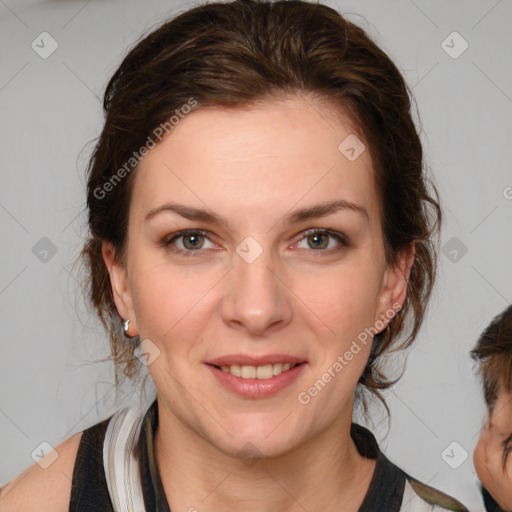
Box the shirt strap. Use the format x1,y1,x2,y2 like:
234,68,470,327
103,406,147,512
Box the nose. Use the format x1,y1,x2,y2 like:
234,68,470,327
221,240,293,336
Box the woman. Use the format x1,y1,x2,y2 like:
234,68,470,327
472,304,512,512
0,0,469,509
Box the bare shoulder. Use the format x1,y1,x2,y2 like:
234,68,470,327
0,431,83,512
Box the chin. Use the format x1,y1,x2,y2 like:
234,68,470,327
221,436,298,462
208,421,302,461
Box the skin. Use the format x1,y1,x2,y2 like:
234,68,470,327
103,93,414,512
0,433,82,511
474,385,512,511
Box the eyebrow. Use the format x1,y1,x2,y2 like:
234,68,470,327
144,199,369,227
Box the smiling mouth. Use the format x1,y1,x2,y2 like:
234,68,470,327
207,362,306,380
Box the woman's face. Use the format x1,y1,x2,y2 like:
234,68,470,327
104,94,411,458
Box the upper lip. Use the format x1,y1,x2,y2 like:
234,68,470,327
205,354,307,367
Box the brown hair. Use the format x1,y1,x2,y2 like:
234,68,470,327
471,305,512,413
77,0,441,413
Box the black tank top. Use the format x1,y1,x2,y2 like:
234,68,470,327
68,399,468,511
69,399,170,511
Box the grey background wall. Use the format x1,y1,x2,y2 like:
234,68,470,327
1,0,511,510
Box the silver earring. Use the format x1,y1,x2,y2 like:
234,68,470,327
123,319,130,334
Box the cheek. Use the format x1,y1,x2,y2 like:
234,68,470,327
293,264,382,338
473,432,498,493
130,260,217,345
290,270,379,393
473,435,487,481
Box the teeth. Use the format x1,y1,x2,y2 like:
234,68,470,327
219,363,297,379
256,364,273,379
241,365,256,378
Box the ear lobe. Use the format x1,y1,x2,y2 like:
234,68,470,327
376,242,415,325
102,241,135,326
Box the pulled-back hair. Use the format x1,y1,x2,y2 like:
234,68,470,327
471,305,512,413
77,0,441,413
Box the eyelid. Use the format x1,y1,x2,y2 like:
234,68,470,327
162,229,215,251
295,228,349,247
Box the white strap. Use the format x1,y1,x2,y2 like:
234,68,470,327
103,407,147,512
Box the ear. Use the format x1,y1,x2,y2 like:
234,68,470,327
374,241,415,330
102,241,138,336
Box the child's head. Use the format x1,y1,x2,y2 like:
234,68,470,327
471,305,512,414
472,305,512,510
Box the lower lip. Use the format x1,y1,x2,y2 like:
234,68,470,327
205,363,308,399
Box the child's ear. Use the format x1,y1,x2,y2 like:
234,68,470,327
374,242,415,329
102,241,138,335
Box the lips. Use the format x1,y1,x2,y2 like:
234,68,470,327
205,354,307,367
205,359,308,398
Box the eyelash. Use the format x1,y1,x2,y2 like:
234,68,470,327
161,228,349,257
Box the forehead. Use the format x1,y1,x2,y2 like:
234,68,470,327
131,95,379,225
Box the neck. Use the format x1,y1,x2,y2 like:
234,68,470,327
153,398,376,512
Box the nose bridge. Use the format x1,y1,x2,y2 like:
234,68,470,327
222,235,292,333
233,234,278,299
237,237,272,279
